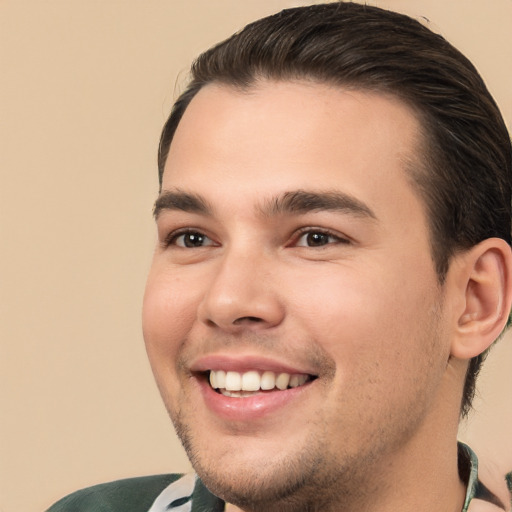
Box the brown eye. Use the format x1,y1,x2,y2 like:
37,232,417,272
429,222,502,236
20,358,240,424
174,231,214,248
296,230,341,247
305,232,330,246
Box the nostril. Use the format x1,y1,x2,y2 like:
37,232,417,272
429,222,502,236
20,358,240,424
233,316,263,324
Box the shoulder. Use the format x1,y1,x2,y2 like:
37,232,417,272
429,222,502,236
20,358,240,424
460,443,512,512
45,474,183,512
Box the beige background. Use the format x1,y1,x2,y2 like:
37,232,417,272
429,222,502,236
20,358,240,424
1,1,511,510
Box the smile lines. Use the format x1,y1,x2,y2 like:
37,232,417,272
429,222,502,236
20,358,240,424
209,370,312,397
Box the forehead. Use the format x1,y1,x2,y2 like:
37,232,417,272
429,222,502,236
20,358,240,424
162,80,425,225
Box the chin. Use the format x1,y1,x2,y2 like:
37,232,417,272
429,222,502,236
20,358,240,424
192,450,320,511
174,415,346,511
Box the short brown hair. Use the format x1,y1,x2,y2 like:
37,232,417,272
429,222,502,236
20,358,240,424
157,2,512,417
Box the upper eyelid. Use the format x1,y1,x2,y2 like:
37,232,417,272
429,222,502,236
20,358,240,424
161,228,213,247
292,226,353,243
158,224,354,247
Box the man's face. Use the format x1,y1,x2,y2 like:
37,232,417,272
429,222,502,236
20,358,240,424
143,81,453,507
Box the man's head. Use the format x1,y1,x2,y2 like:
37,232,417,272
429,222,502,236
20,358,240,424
155,2,511,418
143,2,512,510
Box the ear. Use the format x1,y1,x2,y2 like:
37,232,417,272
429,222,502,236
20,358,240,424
449,238,512,360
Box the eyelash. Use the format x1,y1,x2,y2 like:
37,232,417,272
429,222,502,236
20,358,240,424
162,227,350,249
292,227,351,247
162,229,215,248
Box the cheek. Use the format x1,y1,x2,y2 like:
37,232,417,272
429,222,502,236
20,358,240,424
285,260,439,372
142,267,199,362
142,268,204,416
286,263,387,339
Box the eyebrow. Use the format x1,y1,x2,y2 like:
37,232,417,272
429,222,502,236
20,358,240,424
260,190,377,219
153,190,212,218
153,189,377,221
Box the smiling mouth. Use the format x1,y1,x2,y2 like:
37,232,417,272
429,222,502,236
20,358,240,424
208,370,315,397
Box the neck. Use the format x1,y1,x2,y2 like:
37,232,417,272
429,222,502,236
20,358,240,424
351,434,466,512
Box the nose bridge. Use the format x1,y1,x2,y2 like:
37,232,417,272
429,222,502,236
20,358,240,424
198,240,284,331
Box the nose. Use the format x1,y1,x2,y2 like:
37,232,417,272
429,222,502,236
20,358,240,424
197,248,285,333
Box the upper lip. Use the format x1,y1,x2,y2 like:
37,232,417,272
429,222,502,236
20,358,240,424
189,353,318,376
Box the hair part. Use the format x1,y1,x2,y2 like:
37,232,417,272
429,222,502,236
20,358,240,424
157,2,512,418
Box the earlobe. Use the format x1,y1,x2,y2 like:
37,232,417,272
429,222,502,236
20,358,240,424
450,238,512,360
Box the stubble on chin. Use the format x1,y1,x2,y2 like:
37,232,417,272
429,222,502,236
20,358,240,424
168,380,443,512
170,407,379,512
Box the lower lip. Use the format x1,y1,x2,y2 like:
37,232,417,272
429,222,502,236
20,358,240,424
196,377,313,422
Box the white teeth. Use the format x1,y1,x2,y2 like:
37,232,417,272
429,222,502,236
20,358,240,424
215,370,226,389
225,371,242,391
220,390,259,398
209,370,310,393
241,371,261,391
209,371,217,389
260,371,276,390
289,374,300,388
275,373,290,390
289,374,308,388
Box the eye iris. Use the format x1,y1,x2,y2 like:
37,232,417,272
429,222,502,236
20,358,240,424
184,232,205,247
307,232,329,246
